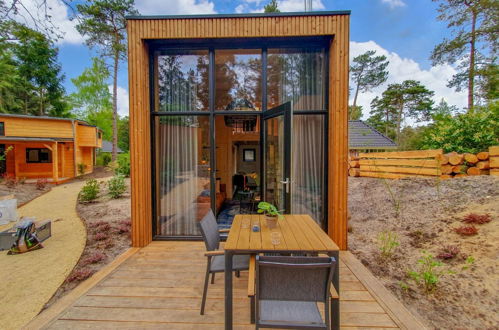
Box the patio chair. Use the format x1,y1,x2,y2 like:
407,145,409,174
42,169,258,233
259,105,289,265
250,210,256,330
255,255,337,329
198,210,250,315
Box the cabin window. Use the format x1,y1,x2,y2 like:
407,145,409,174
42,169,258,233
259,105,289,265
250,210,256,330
26,148,52,163
97,131,102,139
0,122,4,136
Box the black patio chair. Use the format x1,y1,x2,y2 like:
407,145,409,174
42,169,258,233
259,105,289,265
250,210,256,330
198,210,250,315
255,255,337,329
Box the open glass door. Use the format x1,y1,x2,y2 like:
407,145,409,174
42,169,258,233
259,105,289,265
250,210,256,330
263,101,292,213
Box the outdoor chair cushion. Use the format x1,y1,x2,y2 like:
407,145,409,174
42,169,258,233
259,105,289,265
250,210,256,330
210,254,250,272
259,300,324,326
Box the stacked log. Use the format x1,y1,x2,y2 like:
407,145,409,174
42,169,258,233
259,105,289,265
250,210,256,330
439,150,493,178
348,155,361,177
490,146,499,176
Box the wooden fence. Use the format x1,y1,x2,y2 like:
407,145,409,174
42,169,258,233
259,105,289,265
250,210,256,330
349,146,499,179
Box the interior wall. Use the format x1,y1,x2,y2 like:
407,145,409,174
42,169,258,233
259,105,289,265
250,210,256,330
236,144,260,175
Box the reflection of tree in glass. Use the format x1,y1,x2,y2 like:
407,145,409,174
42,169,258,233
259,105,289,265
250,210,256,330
215,53,237,109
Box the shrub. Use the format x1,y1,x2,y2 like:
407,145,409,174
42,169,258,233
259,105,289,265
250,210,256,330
3,173,18,188
81,252,106,266
408,251,451,293
377,230,399,258
115,152,130,177
36,178,48,190
96,153,112,166
77,163,87,176
108,175,126,198
462,213,492,224
436,245,460,260
67,268,95,282
454,225,478,236
79,179,100,202
93,232,109,241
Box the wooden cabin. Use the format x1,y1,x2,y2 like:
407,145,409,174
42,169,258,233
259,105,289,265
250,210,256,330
0,114,102,183
127,11,350,249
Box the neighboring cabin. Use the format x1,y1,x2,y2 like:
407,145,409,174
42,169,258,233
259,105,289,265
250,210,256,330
348,120,397,157
0,114,102,183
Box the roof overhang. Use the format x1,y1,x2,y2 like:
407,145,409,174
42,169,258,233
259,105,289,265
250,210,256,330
0,137,74,143
126,11,351,20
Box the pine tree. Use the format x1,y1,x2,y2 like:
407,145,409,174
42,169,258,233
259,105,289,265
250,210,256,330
350,50,389,108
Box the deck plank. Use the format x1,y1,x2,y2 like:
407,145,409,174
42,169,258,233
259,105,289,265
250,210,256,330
24,242,427,330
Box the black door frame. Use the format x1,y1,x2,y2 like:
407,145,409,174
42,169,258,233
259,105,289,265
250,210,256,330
149,38,329,240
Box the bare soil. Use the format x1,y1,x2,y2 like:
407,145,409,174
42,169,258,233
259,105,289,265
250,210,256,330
348,176,499,329
0,182,50,206
43,168,131,310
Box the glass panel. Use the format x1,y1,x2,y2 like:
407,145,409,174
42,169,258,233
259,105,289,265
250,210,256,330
214,115,261,229
291,115,324,225
267,48,325,111
155,116,211,236
154,50,209,112
215,49,262,111
265,116,285,211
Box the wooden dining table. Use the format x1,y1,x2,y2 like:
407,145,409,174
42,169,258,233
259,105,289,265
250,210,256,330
224,214,340,330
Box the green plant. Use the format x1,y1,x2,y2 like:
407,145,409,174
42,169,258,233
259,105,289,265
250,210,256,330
462,256,475,270
408,251,450,293
257,202,283,219
78,163,87,176
377,230,399,258
79,179,100,202
115,152,130,177
108,175,126,199
96,153,112,166
399,281,410,292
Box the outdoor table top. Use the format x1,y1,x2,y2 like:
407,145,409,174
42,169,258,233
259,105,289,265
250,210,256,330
224,214,339,253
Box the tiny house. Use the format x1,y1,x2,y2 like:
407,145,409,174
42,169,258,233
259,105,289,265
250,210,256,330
127,11,350,249
0,114,102,183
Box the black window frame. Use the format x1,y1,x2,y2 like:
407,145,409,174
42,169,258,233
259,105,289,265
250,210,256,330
242,148,257,162
26,148,52,164
148,36,330,240
0,122,4,136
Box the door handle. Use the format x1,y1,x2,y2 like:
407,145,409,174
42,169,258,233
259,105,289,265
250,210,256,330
280,178,291,193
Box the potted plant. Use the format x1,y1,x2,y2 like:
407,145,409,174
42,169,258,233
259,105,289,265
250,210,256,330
257,202,283,228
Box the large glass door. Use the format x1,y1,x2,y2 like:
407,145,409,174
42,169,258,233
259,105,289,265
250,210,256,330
263,101,292,213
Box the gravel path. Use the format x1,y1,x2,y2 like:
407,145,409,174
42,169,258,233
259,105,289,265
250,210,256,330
0,181,86,330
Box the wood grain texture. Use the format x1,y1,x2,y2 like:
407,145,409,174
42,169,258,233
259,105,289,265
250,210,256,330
28,241,427,330
127,14,350,248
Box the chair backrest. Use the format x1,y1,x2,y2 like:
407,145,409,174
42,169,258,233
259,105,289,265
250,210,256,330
198,210,220,251
256,255,336,302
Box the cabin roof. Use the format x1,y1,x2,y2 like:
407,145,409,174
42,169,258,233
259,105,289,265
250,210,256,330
0,136,74,142
349,120,397,149
126,10,351,20
101,140,123,153
0,113,101,130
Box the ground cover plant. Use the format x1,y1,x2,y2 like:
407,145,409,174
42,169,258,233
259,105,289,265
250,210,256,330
462,213,491,224
79,179,100,202
108,175,126,198
454,225,478,236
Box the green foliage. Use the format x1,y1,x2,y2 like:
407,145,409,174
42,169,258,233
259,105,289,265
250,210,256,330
264,0,280,12
115,152,130,177
96,152,112,166
348,105,363,120
368,80,435,144
118,116,129,152
77,163,87,176
79,179,100,202
70,57,113,140
462,256,475,270
431,0,498,108
257,202,283,219
350,50,389,107
377,230,400,258
408,251,450,293
108,174,126,198
421,102,498,153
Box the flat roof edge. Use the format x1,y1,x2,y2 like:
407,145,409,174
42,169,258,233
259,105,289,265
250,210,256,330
126,11,351,20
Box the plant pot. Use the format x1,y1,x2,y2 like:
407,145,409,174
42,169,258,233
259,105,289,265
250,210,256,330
265,215,278,229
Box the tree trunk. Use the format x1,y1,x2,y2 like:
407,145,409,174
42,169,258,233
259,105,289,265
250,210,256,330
395,102,403,145
352,84,360,108
468,8,477,111
112,54,119,162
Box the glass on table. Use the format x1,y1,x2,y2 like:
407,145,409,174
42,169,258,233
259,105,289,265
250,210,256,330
241,218,250,229
271,231,281,245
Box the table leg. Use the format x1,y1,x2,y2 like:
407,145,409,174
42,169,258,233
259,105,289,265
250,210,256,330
225,251,233,330
329,251,340,330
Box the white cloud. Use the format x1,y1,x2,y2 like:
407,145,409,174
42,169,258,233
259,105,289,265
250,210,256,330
108,85,130,117
7,0,83,45
136,0,216,15
240,0,325,12
350,41,467,121
380,0,406,9
235,4,246,13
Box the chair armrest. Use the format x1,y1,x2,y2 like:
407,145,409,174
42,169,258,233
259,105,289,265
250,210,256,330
205,250,225,257
219,229,230,233
330,284,339,299
248,255,256,297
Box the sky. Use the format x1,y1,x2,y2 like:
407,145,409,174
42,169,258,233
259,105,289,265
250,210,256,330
12,0,467,118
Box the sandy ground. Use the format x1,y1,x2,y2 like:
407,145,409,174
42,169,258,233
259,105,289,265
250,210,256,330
0,180,86,330
44,171,131,309
348,175,499,329
0,182,50,208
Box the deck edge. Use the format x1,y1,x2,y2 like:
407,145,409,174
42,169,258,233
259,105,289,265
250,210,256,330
23,247,140,330
340,251,429,330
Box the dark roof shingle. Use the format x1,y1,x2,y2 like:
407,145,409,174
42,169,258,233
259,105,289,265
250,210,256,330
349,120,397,149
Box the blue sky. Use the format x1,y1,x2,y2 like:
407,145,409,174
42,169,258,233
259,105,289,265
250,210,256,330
14,0,467,117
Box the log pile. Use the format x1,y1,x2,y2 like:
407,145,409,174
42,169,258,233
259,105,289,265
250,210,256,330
490,146,499,176
438,151,491,179
348,155,361,177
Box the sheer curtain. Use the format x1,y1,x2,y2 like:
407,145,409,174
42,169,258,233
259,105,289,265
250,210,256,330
156,117,210,236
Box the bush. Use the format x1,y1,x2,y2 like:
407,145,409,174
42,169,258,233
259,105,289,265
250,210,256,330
67,268,95,283
36,178,48,190
79,179,100,202
377,230,399,258
77,163,87,176
115,152,130,177
436,245,460,260
81,252,106,266
93,232,109,241
96,153,112,166
108,175,126,198
408,251,450,293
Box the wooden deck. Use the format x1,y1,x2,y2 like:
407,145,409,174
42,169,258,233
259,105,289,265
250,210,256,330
26,241,426,329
